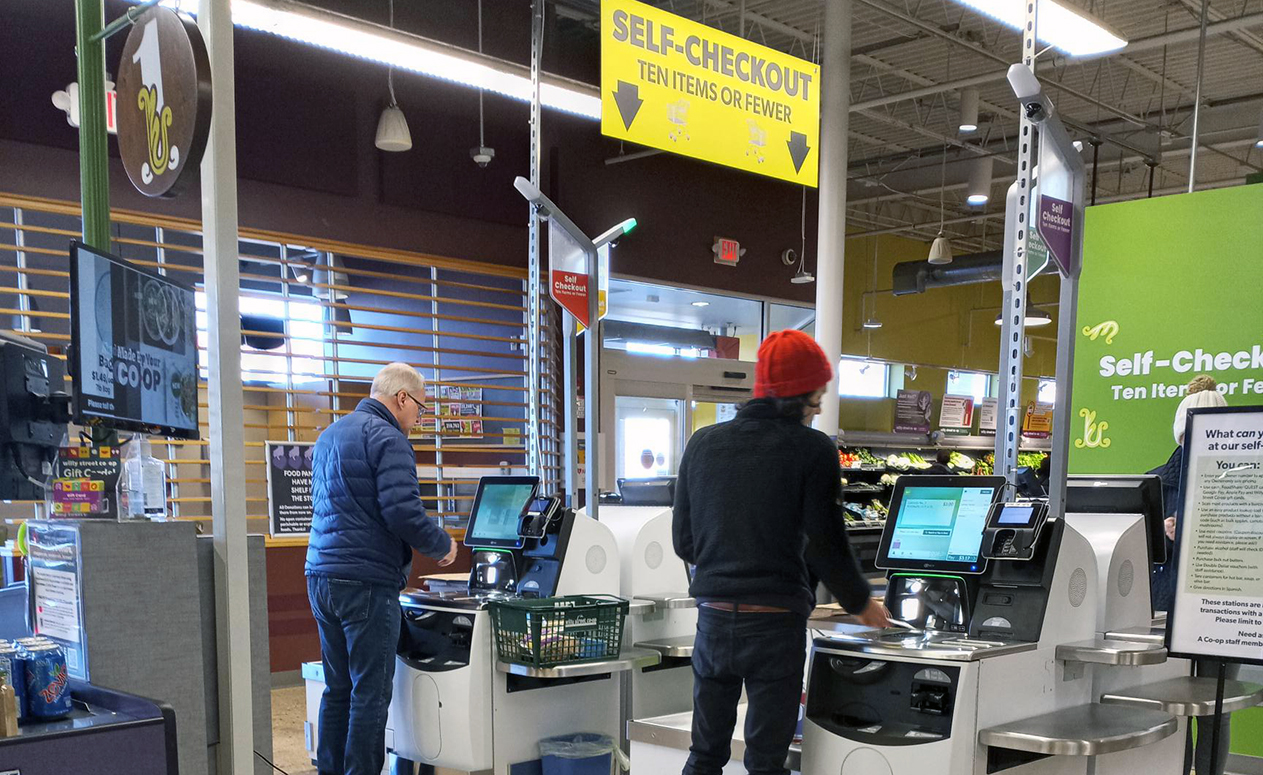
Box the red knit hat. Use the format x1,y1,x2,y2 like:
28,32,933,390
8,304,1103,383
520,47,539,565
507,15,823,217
754,330,833,398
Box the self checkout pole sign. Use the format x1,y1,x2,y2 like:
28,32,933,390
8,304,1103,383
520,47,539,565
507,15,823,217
600,0,821,186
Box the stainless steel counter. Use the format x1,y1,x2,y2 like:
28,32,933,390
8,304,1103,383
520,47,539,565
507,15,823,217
1101,677,1263,717
628,708,801,771
638,593,696,610
1055,638,1168,666
1104,625,1167,645
496,648,661,678
815,628,1037,662
635,635,695,658
978,704,1178,756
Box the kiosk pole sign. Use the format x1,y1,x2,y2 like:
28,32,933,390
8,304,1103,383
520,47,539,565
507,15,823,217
266,441,315,537
600,0,820,186
1038,195,1076,276
1167,405,1263,664
116,8,212,198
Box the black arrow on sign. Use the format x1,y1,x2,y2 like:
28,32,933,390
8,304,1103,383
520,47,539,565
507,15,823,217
612,81,643,130
787,131,812,173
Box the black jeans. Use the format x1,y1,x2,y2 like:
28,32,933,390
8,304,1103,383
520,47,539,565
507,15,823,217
308,575,402,775
683,607,807,775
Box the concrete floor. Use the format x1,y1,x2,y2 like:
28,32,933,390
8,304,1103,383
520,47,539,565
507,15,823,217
272,685,317,775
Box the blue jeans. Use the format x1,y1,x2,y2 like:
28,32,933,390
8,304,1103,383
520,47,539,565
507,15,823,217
308,575,402,775
683,608,807,775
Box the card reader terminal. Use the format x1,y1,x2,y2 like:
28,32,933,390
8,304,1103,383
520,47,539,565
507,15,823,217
982,501,1049,561
518,495,563,539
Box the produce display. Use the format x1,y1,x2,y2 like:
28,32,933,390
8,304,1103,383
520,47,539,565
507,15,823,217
838,446,1049,528
971,451,1047,476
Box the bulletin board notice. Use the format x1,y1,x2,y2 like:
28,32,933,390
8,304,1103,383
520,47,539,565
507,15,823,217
1166,405,1263,664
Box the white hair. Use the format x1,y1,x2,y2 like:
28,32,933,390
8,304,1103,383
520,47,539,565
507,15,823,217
1173,387,1227,445
371,362,425,401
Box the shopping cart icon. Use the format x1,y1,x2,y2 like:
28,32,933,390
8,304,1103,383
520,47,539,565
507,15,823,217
667,100,690,142
745,120,767,163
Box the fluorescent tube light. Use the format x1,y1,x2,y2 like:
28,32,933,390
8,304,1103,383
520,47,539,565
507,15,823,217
144,0,601,119
947,0,1127,57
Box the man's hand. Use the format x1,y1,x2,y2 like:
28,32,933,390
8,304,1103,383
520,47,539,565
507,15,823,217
437,537,459,567
1165,516,1177,542
856,598,891,629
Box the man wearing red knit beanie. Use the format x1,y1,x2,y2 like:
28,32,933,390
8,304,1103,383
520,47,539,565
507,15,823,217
673,329,889,775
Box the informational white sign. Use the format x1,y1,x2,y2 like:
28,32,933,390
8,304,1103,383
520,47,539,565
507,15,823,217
31,567,83,645
939,394,975,435
979,398,999,436
1167,406,1263,664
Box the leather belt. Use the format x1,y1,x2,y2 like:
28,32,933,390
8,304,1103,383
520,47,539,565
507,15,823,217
701,602,791,613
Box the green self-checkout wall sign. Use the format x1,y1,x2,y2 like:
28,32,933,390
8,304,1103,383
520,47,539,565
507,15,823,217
1069,185,1263,475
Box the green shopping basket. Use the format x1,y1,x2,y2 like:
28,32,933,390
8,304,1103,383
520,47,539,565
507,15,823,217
488,595,629,669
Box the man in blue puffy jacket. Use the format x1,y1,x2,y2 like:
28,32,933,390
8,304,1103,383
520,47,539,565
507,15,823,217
306,362,457,775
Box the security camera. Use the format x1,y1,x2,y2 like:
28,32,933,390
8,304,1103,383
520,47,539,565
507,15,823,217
471,146,495,167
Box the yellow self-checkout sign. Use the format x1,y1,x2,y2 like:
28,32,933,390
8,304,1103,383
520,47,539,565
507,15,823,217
600,0,820,186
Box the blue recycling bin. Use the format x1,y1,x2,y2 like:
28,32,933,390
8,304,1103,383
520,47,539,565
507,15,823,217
539,733,615,775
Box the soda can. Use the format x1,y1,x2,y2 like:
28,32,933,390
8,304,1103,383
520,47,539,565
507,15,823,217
0,646,26,720
24,645,71,719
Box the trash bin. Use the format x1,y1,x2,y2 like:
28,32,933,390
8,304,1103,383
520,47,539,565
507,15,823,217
539,733,625,775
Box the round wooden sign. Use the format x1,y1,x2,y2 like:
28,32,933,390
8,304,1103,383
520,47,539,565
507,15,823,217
116,8,212,198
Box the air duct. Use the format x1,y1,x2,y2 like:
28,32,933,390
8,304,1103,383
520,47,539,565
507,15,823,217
602,320,718,350
891,251,1003,296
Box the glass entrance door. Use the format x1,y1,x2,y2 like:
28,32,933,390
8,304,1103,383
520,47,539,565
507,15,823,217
615,396,685,482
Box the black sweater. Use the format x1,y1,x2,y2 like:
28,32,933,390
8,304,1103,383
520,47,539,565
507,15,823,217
672,400,872,618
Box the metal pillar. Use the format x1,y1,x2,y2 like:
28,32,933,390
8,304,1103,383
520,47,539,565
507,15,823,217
996,0,1040,486
813,0,851,439
563,315,578,506
1002,4,1088,516
1188,0,1212,193
527,0,544,478
74,0,110,248
198,0,256,773
584,251,600,518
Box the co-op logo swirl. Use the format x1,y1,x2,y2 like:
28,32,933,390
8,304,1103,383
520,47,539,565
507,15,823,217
117,8,212,198
132,21,180,185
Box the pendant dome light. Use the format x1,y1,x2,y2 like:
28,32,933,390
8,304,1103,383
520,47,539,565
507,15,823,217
928,142,953,265
791,186,815,283
375,0,412,152
958,87,980,133
966,155,994,206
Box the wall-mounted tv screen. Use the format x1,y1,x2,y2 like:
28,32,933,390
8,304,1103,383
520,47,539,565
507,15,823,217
69,241,200,439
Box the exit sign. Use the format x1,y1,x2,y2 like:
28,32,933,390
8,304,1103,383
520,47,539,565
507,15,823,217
713,237,743,266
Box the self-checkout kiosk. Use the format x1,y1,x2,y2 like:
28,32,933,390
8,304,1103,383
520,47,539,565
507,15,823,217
596,478,698,725
800,474,1188,775
384,476,655,775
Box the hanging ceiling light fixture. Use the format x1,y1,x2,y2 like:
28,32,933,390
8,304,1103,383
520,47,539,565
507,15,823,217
958,87,980,133
945,0,1127,57
928,142,953,265
995,301,1054,328
469,0,495,167
375,0,412,152
863,239,882,329
791,186,815,283
149,0,603,118
966,155,994,206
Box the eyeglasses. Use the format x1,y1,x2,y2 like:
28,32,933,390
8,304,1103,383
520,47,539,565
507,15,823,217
401,392,427,412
